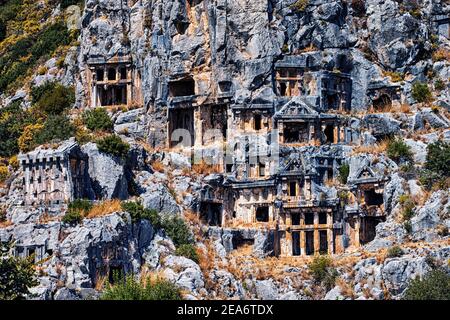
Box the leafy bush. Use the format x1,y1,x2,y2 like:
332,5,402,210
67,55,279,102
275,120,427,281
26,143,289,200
399,195,415,221
0,165,9,182
18,123,44,152
0,100,37,157
425,141,450,176
97,135,130,158
338,163,349,184
0,0,22,41
0,22,72,93
0,242,38,300
411,81,432,104
61,210,83,225
35,114,75,144
308,255,338,290
161,215,194,247
8,155,19,170
403,269,450,300
101,275,181,300
387,138,413,163
82,108,113,132
32,82,75,115
68,199,93,213
60,0,84,9
434,79,445,91
62,199,92,225
419,141,450,190
386,246,404,258
18,115,75,152
175,244,199,263
121,201,160,227
404,221,412,234
384,71,404,83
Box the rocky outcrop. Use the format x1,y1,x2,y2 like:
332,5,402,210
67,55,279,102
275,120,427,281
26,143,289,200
81,143,129,200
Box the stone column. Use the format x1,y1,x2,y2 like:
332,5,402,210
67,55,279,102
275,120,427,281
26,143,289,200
355,217,361,247
300,230,306,256
285,211,292,255
314,212,320,254
328,227,334,255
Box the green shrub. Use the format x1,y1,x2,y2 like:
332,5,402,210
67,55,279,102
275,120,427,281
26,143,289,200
425,141,450,177
175,244,199,263
60,0,84,9
62,199,92,225
33,115,75,145
411,81,432,103
97,135,130,158
387,138,413,163
338,163,349,184
0,165,9,182
418,169,441,191
308,255,338,290
399,195,415,221
403,269,450,300
0,100,37,157
386,246,404,258
161,215,194,247
0,242,38,300
32,82,75,115
0,22,72,93
434,79,446,91
419,141,450,190
62,210,83,225
121,201,160,227
82,108,113,132
404,221,412,234
68,199,93,213
101,274,181,300
0,0,22,42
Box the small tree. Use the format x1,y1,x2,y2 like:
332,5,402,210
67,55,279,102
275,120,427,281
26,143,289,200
101,274,181,300
32,82,75,115
62,199,93,225
403,269,450,300
338,163,350,184
82,108,113,132
175,244,199,263
386,246,404,258
97,134,130,158
411,81,432,103
161,215,194,247
387,138,413,163
419,141,450,190
121,201,161,227
425,141,450,177
308,255,338,290
0,242,38,300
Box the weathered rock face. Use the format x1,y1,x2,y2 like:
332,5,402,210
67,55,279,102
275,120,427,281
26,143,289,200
411,190,450,241
76,0,446,123
366,0,428,70
81,143,129,200
1,0,450,301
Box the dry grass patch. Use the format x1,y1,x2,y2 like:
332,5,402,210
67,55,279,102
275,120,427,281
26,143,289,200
0,220,12,228
86,199,122,219
151,160,165,172
192,161,221,175
432,48,450,62
351,140,388,155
